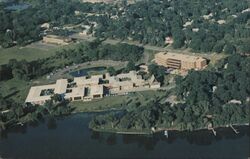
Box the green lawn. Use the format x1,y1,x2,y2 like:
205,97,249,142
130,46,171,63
0,79,31,102
0,76,57,103
0,42,82,65
71,95,129,113
71,90,166,113
0,46,58,65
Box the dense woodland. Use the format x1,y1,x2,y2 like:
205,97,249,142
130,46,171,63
93,0,250,54
0,0,250,54
0,0,85,47
89,55,250,131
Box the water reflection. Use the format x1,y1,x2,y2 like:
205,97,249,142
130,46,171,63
47,117,57,130
0,124,27,139
89,126,249,148
0,113,249,159
106,134,117,145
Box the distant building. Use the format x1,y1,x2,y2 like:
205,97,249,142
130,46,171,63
165,37,173,45
79,25,91,36
42,35,72,45
155,52,207,70
25,71,161,105
41,23,50,29
217,20,226,25
139,64,149,73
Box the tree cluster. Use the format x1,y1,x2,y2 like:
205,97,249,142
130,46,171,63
0,41,143,82
91,0,250,54
89,55,250,132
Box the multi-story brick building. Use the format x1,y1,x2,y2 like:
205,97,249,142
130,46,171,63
155,52,207,70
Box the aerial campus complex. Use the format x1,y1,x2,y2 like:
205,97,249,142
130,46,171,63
25,71,161,105
25,51,207,105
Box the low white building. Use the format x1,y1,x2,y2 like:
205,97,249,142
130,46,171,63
25,71,161,105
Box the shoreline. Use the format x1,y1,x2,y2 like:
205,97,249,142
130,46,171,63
6,107,249,136
90,123,249,135
71,107,125,114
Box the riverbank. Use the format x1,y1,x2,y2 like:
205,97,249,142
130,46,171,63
91,127,153,135
90,123,249,135
1,112,249,159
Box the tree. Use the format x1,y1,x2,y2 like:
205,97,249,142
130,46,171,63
172,29,186,49
107,67,116,76
148,64,165,83
0,120,5,131
51,94,63,103
224,43,236,54
213,41,225,53
125,61,136,72
175,107,184,123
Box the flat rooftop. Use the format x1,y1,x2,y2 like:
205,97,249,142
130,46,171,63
90,85,104,96
26,70,161,104
25,79,68,103
65,87,85,98
156,52,205,62
55,79,68,94
25,84,56,103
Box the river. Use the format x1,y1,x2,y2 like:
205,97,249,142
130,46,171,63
0,113,249,159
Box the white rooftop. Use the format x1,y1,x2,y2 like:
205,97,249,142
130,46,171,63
65,87,85,98
25,84,56,103
55,79,68,94
90,85,103,96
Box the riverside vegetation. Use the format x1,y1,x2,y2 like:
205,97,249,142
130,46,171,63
89,55,250,133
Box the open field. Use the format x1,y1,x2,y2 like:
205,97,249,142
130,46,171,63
0,41,80,65
0,45,58,65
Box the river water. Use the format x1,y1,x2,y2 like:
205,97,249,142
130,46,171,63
0,113,249,159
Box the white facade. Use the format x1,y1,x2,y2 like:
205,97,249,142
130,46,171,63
25,71,161,105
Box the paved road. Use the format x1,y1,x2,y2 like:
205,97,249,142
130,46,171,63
70,33,226,61
70,33,167,52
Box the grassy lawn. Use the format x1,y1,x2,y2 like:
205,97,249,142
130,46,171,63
0,42,82,65
71,90,166,113
0,79,31,103
71,95,129,113
0,46,58,65
0,76,57,103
